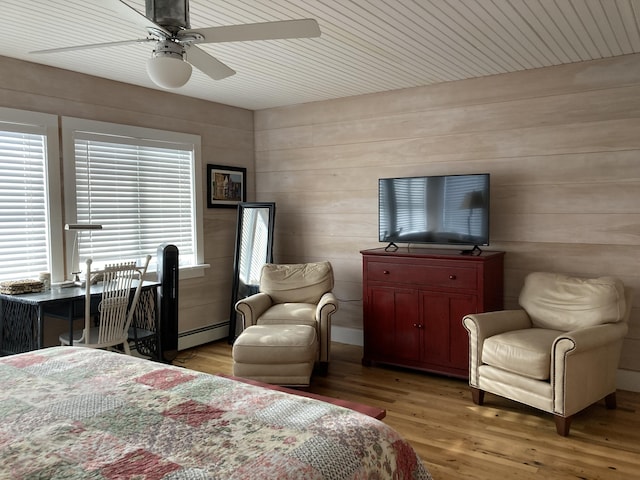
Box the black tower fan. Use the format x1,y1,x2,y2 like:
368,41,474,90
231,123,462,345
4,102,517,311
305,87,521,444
157,243,179,363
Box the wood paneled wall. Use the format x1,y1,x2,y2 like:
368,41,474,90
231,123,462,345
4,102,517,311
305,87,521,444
0,56,254,339
3,53,639,378
254,53,640,375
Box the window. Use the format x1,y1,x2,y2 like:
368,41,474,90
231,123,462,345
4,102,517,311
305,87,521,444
0,108,62,282
0,111,204,284
62,117,205,277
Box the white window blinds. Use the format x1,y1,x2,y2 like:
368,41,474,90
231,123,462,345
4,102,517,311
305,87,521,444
72,132,196,269
0,126,49,281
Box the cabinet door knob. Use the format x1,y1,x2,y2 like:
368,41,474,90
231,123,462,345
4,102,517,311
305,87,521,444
449,274,456,280
383,270,390,275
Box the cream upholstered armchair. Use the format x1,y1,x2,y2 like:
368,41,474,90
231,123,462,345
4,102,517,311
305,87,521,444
234,261,338,383
463,272,631,436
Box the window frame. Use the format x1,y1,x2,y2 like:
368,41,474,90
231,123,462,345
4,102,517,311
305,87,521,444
61,116,206,280
0,107,63,282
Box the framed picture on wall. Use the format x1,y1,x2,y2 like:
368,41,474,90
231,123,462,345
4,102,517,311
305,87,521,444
207,164,247,208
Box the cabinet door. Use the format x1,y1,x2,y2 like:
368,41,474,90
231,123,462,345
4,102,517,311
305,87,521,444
392,287,421,363
420,292,450,366
363,286,395,359
420,291,476,370
364,285,420,362
449,294,477,370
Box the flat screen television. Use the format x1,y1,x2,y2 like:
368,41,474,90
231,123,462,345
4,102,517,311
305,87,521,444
379,173,490,251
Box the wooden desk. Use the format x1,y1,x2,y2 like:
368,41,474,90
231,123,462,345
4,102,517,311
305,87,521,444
0,281,159,356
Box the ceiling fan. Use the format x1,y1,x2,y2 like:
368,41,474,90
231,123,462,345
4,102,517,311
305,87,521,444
30,0,321,89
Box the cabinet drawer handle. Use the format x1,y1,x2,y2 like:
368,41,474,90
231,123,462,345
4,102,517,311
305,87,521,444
383,270,390,275
413,323,423,329
449,274,456,280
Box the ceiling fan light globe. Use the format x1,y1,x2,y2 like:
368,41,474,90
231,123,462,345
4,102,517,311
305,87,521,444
146,55,192,89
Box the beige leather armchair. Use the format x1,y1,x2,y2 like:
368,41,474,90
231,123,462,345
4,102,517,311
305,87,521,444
234,261,338,377
463,272,631,436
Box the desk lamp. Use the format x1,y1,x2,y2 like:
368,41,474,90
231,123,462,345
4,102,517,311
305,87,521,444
64,223,103,287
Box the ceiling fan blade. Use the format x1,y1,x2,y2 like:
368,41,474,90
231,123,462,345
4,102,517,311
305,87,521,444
104,0,171,36
30,38,152,55
185,19,321,44
186,46,235,80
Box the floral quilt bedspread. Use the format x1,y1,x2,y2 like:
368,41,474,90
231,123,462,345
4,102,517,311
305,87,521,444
0,347,432,479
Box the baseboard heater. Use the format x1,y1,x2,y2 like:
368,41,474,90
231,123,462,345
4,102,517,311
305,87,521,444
177,322,229,351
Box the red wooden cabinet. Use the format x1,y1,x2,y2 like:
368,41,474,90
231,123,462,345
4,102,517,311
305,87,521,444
361,248,504,379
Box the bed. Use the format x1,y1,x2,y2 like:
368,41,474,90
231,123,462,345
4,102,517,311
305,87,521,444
0,346,432,479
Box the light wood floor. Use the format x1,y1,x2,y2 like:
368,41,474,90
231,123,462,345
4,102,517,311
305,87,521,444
177,340,640,480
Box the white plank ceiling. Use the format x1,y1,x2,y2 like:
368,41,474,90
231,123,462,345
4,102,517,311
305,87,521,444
3,0,640,110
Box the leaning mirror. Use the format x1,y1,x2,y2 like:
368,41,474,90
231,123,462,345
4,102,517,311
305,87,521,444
228,202,276,343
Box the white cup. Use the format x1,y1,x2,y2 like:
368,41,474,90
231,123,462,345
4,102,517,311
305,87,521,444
39,272,51,290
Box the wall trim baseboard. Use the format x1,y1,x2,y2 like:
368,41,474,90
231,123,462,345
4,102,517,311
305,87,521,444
617,369,640,392
330,327,640,392
332,326,364,347
178,323,363,352
176,324,640,392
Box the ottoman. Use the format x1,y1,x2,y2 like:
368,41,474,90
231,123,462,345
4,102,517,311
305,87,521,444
232,324,318,386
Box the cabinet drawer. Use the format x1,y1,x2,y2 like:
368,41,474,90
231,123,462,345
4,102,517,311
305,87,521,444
367,261,477,290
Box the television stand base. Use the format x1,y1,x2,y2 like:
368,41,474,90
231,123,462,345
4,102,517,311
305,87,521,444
384,242,399,252
460,245,482,255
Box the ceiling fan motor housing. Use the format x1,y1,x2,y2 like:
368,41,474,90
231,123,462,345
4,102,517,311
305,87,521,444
146,0,190,32
151,40,184,59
